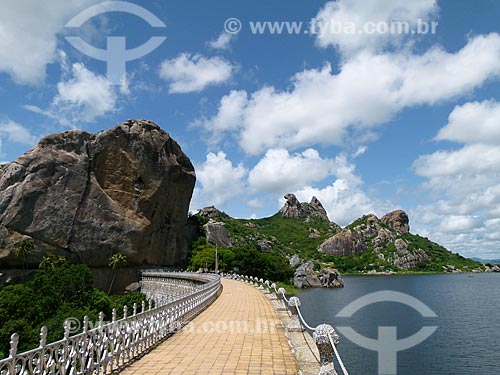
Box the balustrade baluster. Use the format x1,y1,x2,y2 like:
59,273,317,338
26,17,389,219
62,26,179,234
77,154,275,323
287,297,305,332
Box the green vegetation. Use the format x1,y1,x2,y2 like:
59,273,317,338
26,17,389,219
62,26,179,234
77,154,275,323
188,237,293,282
319,232,482,274
0,260,144,359
14,239,35,270
39,252,68,270
191,208,483,277
108,252,128,295
220,213,336,260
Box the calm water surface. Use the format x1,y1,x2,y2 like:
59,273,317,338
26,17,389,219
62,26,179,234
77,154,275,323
298,273,500,375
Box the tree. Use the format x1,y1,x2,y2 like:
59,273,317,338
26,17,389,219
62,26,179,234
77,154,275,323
14,239,35,270
39,253,68,270
108,253,127,295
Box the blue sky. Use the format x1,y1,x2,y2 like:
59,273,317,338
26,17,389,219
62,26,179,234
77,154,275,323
1,0,500,259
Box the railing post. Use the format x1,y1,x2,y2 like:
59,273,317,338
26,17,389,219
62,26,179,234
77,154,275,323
39,326,47,348
9,333,18,358
83,316,89,333
263,280,271,294
313,324,340,375
258,278,264,290
287,297,304,332
269,283,278,300
276,288,287,311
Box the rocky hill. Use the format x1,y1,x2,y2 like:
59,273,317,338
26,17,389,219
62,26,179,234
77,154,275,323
0,120,195,289
192,194,485,285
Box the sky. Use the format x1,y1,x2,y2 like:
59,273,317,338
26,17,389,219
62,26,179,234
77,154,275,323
1,0,500,259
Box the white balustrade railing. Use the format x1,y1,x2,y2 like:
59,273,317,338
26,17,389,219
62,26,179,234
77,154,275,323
0,272,221,375
224,273,349,375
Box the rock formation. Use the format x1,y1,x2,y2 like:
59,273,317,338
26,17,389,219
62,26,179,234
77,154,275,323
0,120,195,285
317,229,367,256
198,206,228,219
203,220,233,248
280,193,302,219
293,261,343,288
317,210,430,270
256,239,273,253
280,194,329,221
381,210,410,233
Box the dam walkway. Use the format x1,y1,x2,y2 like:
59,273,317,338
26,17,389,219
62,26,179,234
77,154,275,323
120,278,297,375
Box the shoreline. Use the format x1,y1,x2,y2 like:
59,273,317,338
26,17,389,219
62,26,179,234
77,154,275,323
341,270,500,276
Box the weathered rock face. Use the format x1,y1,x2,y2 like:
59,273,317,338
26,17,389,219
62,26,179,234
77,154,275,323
203,220,233,248
293,261,343,288
280,194,329,221
198,207,226,219
317,229,367,256
381,210,410,234
280,193,302,219
0,120,195,270
256,239,273,253
317,211,431,271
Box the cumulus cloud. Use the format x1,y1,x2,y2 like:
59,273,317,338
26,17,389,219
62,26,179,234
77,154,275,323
54,63,117,122
208,32,234,50
159,53,234,94
435,100,500,145
0,0,101,84
413,100,500,258
293,154,392,225
192,151,247,209
314,0,438,55
0,121,37,146
202,34,500,155
203,90,248,134
248,148,335,193
26,63,118,125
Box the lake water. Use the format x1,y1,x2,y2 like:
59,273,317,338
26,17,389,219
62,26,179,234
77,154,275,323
298,273,500,374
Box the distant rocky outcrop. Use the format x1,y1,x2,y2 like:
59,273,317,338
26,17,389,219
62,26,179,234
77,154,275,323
198,206,228,220
318,211,429,270
293,261,343,288
0,120,195,288
381,210,410,233
203,219,233,248
280,194,329,221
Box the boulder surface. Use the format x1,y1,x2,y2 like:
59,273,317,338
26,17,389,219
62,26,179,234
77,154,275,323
0,120,195,271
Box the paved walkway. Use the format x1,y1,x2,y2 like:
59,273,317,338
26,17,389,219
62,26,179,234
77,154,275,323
121,279,297,375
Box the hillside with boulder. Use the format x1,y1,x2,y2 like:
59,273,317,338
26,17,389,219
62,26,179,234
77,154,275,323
191,194,484,286
0,120,195,290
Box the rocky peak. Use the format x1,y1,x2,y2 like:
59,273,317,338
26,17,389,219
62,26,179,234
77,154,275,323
280,194,329,221
198,207,228,219
381,210,410,234
280,193,302,219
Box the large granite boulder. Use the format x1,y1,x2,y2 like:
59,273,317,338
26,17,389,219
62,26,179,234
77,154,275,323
381,210,410,234
203,220,233,248
294,261,322,288
293,261,344,288
0,120,195,272
317,229,367,256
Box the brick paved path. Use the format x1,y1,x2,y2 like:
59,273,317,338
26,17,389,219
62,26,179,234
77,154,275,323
120,278,297,375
